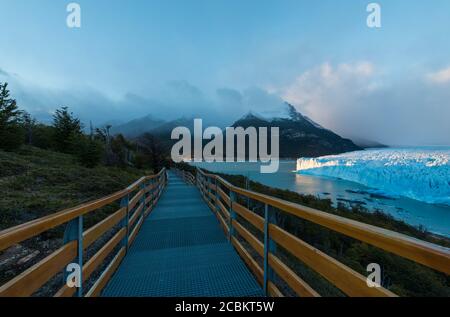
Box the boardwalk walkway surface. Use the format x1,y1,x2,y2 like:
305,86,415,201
102,172,264,297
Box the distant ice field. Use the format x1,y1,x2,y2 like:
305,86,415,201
297,147,450,206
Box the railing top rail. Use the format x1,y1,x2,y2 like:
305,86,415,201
196,168,450,274
0,168,166,252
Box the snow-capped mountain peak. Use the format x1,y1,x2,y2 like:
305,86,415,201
238,110,269,122
252,102,326,130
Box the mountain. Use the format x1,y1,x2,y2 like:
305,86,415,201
350,137,388,149
110,115,166,137
230,103,361,158
148,117,195,136
109,103,361,158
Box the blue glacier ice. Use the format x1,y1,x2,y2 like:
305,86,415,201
296,147,450,206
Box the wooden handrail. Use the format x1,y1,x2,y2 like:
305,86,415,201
173,168,196,185
197,168,450,274
0,168,166,252
0,168,167,297
196,167,450,297
0,190,126,252
268,254,319,297
83,207,127,249
0,242,78,297
86,247,126,297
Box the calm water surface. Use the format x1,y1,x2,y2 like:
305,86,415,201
192,161,450,237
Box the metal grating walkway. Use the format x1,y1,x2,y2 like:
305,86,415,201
102,172,264,297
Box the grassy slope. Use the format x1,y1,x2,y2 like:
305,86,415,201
0,146,149,230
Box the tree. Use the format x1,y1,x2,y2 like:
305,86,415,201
111,134,132,167
137,133,166,171
52,106,82,153
26,123,55,149
75,136,103,168
21,111,37,145
0,82,24,150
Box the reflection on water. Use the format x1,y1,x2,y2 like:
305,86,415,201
192,161,450,237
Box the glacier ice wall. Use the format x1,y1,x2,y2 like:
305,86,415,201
296,148,450,206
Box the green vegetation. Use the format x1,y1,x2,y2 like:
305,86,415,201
0,82,169,293
0,146,148,230
0,145,154,293
0,83,25,151
0,81,169,169
0,81,170,230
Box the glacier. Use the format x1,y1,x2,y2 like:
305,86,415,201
296,148,450,206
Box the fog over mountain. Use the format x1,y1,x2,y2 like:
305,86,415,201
2,66,449,147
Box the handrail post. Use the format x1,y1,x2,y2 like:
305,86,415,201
263,203,269,295
151,177,156,209
263,204,277,295
195,169,199,188
207,176,212,210
120,194,130,250
63,215,84,297
214,177,219,212
228,191,236,241
139,182,146,221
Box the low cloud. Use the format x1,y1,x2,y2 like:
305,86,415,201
426,67,450,84
280,62,450,146
0,68,9,77
2,63,449,146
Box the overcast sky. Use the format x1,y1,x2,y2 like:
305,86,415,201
1,0,449,145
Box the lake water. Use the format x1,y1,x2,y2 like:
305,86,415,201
192,159,450,237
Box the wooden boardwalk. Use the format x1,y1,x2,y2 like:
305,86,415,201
1,168,447,297
102,172,263,297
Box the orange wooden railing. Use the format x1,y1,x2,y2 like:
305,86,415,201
173,169,196,186
196,168,450,297
0,169,167,297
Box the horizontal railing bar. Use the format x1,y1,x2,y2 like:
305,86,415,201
55,228,126,297
0,241,77,297
145,183,157,193
128,216,144,247
269,224,396,297
268,253,320,297
144,200,156,218
233,202,265,232
231,237,264,285
217,187,230,207
232,220,264,256
83,228,126,284
129,189,144,211
216,209,229,236
83,207,126,249
208,183,217,192
206,200,216,213
86,247,126,297
128,203,144,229
217,199,230,221
145,194,153,205
268,281,283,297
124,177,147,194
207,191,216,202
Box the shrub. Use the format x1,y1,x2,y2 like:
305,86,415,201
75,136,104,168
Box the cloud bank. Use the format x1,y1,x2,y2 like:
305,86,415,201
1,62,449,146
280,62,450,146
